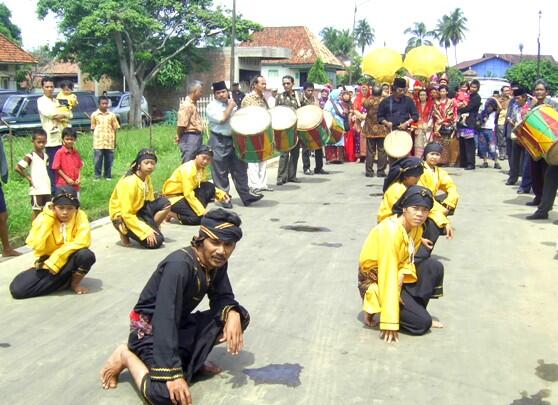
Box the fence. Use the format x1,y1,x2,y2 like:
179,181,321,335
179,95,215,123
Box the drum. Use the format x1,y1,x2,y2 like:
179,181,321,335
323,110,344,144
384,130,413,159
296,105,331,150
513,104,558,164
270,106,298,152
230,106,276,162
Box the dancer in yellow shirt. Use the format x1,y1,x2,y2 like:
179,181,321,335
164,145,231,225
359,185,444,343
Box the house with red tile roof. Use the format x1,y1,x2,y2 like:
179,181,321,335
0,33,37,89
239,26,343,89
453,53,556,78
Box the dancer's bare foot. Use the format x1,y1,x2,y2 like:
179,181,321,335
119,233,131,247
165,212,179,224
431,320,444,328
2,248,22,257
70,273,89,295
199,361,222,375
363,312,379,327
100,344,128,389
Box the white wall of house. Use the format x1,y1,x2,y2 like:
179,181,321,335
262,65,300,91
0,64,17,89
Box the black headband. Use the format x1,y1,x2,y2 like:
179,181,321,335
52,191,79,208
199,215,242,242
392,185,434,215
383,157,424,192
423,143,443,159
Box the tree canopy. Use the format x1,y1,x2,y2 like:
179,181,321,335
37,0,260,126
354,19,374,55
404,22,434,53
307,58,329,85
0,3,22,43
505,60,558,95
320,27,355,62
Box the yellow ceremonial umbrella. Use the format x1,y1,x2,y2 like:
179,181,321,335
403,45,448,78
362,48,403,83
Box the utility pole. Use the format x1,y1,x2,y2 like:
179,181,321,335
537,10,541,79
230,0,236,88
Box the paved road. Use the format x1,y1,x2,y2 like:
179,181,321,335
1,159,557,405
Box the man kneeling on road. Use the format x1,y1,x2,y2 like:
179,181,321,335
101,208,249,405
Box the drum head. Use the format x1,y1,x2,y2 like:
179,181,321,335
384,130,413,158
270,106,297,131
230,106,271,135
323,110,334,129
296,105,323,130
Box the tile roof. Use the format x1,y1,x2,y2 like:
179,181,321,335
39,61,80,75
453,53,556,70
0,33,37,64
240,26,343,68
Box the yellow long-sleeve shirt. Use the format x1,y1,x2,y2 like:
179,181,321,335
419,164,459,210
109,174,155,240
359,216,422,331
162,161,228,216
26,202,91,274
377,182,449,228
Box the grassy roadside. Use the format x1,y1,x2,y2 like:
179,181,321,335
2,124,181,250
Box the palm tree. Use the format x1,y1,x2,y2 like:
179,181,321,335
354,19,375,55
446,8,468,64
433,15,452,59
404,22,434,53
320,27,339,52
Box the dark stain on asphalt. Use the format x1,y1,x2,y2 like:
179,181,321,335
369,193,383,197
0,343,10,348
294,221,306,224
509,389,551,405
536,360,558,382
243,363,303,387
323,202,330,205
312,242,343,248
281,225,331,232
270,218,280,222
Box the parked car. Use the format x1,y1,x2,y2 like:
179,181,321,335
102,91,149,127
475,77,510,104
0,90,23,114
0,91,98,135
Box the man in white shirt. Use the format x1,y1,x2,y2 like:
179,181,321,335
207,81,263,208
37,77,71,193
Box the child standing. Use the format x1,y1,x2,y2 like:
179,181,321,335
91,96,119,180
55,80,78,129
478,98,501,169
15,129,52,220
52,128,83,196
0,137,21,256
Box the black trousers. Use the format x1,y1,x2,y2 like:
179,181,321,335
130,307,250,405
170,182,215,226
400,258,444,335
9,248,96,299
365,137,387,175
301,147,324,172
508,142,525,182
116,197,170,249
209,133,252,203
534,164,558,214
277,142,300,182
530,158,547,203
414,218,444,264
459,136,476,168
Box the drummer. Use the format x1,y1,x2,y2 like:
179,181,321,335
276,75,302,185
300,82,328,175
377,78,418,133
207,80,264,208
241,75,274,194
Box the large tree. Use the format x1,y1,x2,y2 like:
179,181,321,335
446,8,468,65
307,58,329,85
37,0,260,127
320,27,355,61
0,3,22,43
404,22,434,53
354,19,374,55
505,60,558,95
433,15,451,59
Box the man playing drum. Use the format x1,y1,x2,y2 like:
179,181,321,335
300,82,328,175
276,75,302,185
241,76,274,194
377,78,418,135
207,81,264,209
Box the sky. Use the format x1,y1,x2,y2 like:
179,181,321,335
4,0,558,66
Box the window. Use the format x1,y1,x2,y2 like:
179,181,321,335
268,70,278,78
121,96,130,108
0,77,8,89
21,99,39,115
76,95,98,113
0,65,8,71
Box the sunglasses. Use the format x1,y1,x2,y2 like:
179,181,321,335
282,82,292,86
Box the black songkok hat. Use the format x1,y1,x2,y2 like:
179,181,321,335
513,87,528,97
52,186,80,208
383,156,424,192
393,77,407,89
422,142,444,160
199,208,243,242
392,185,434,215
194,144,214,157
212,81,228,92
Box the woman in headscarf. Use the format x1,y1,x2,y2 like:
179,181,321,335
359,185,445,342
319,87,330,109
109,149,171,249
324,89,349,163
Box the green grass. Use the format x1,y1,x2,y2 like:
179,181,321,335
2,124,182,249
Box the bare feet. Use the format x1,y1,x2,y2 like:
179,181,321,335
165,212,179,224
100,344,128,389
119,232,131,247
431,320,444,328
199,361,222,375
70,273,89,295
2,248,22,257
363,312,379,327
